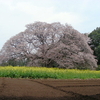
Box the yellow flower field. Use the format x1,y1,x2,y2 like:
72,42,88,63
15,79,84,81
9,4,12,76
0,66,100,79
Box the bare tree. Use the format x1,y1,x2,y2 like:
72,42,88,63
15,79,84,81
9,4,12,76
0,22,97,69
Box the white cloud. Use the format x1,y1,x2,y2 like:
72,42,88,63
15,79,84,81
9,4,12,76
15,2,54,16
0,0,13,6
51,12,84,24
6,1,84,27
0,0,85,27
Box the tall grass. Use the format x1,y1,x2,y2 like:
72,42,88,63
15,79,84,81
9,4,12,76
0,66,100,79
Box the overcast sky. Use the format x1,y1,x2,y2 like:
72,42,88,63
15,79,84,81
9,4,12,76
0,0,100,50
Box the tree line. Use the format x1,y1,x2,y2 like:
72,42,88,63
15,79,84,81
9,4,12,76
0,22,98,69
88,27,100,65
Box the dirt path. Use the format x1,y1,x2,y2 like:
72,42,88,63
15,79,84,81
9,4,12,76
0,78,100,100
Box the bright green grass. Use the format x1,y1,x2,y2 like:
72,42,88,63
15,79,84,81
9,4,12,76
0,66,100,79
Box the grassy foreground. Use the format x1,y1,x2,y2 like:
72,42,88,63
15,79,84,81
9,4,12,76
0,66,100,79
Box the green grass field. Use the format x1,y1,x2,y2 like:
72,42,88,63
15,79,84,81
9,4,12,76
0,66,100,79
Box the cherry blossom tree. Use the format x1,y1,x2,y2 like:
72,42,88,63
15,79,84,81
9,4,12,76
0,22,97,69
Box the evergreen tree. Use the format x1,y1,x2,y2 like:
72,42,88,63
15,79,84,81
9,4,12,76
89,27,100,64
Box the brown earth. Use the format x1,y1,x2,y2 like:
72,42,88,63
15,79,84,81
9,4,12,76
0,78,100,100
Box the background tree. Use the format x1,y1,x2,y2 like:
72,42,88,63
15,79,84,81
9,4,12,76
0,22,97,69
88,27,100,64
